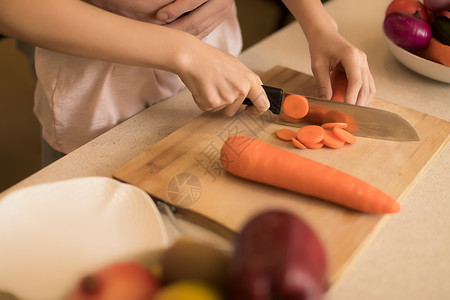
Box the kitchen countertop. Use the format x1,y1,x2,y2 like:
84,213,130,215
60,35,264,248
1,0,449,299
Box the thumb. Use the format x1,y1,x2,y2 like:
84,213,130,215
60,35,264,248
245,82,270,115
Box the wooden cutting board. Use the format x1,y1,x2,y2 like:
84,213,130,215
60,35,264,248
113,66,450,284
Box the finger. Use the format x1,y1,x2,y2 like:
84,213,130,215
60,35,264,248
342,63,362,105
356,66,376,106
244,81,270,116
156,0,206,23
221,96,246,117
355,67,370,106
312,61,333,100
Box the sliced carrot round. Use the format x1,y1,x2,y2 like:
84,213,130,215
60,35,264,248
296,125,325,145
322,110,358,133
276,128,297,141
321,122,347,129
280,113,301,123
282,94,309,119
304,104,328,125
291,137,307,149
322,129,345,149
333,127,357,144
303,141,324,149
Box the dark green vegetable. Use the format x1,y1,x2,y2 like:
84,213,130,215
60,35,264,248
432,16,450,46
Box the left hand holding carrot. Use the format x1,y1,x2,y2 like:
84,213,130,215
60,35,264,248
281,0,376,106
309,32,376,106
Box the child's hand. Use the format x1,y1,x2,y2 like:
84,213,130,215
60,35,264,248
174,40,270,116
156,0,234,40
309,30,376,106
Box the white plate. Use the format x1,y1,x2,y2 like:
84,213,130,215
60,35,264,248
0,177,168,300
385,37,450,84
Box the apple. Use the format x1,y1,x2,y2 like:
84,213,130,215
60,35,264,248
65,261,160,300
229,210,328,300
385,0,434,23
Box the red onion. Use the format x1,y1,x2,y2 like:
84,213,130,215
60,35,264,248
384,11,432,50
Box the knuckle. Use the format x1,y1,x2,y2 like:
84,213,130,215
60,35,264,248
236,88,247,99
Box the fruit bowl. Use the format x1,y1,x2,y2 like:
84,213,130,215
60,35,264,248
0,177,169,300
384,36,450,83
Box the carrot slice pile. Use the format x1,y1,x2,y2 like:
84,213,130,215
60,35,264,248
291,137,307,149
303,141,324,149
276,128,297,141
296,125,325,145
276,122,357,150
333,127,357,144
322,129,345,149
282,94,309,119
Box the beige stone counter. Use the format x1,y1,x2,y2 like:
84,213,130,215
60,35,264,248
1,0,449,299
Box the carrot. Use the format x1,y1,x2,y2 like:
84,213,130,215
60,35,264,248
321,122,347,129
303,141,324,149
330,68,348,102
304,104,328,125
282,94,309,119
276,128,297,141
321,110,358,133
296,125,325,144
280,113,301,123
291,137,307,149
333,127,357,144
413,37,450,67
322,129,345,149
220,136,400,214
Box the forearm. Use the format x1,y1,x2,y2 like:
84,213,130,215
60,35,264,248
281,0,337,40
0,0,197,73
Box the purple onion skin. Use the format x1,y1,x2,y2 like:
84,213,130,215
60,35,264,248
384,11,432,50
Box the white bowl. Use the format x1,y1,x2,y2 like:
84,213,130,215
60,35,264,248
385,37,450,84
0,177,168,300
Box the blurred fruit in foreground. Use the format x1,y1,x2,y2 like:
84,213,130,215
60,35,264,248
65,261,160,300
230,210,328,300
153,280,223,300
161,237,230,289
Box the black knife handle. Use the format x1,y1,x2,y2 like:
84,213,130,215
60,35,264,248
243,85,283,115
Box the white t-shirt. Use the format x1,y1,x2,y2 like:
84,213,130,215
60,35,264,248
34,8,242,154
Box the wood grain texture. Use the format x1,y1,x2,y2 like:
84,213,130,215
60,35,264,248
113,66,450,284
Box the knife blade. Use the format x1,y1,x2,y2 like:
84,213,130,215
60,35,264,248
243,85,420,141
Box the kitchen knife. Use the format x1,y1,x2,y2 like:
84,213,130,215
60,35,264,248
243,85,420,141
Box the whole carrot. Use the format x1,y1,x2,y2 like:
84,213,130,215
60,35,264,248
330,68,347,102
220,136,400,214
